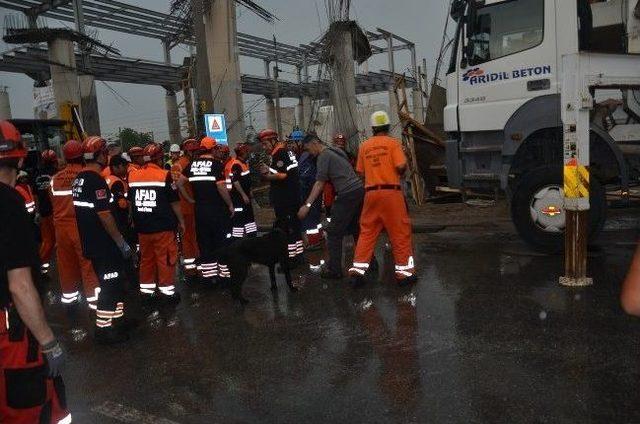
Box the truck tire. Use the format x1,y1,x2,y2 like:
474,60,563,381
510,165,606,254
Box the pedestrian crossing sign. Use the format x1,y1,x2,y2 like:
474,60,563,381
204,114,228,145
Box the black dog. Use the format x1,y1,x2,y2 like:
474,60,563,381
216,226,296,304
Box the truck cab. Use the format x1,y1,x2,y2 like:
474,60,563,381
444,0,638,252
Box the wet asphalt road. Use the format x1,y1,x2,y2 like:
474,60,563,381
45,226,640,423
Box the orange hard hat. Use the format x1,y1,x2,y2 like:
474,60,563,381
181,138,199,152
200,136,217,151
143,142,163,162
128,146,144,158
62,140,83,160
258,128,278,141
82,136,107,160
0,121,26,160
41,149,58,164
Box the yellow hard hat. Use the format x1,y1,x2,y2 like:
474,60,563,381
370,110,390,128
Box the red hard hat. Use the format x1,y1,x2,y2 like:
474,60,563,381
200,136,217,151
62,140,83,160
258,128,278,141
128,146,144,158
333,133,347,148
182,138,199,152
0,121,26,160
234,143,250,157
82,136,107,160
41,149,58,164
143,142,163,162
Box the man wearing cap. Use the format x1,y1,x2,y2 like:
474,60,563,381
347,111,416,287
297,133,364,279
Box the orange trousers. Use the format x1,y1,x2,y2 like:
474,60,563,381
349,190,415,280
181,212,199,274
38,215,56,272
55,224,99,308
138,231,178,296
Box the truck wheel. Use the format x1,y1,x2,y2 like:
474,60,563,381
510,165,606,254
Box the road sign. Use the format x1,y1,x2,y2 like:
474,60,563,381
204,114,228,145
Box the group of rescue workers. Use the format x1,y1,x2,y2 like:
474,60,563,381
0,109,416,422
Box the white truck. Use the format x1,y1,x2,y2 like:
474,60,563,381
444,0,640,252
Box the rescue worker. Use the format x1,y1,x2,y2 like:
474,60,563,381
166,143,181,170
348,111,417,287
171,139,200,276
105,154,131,241
51,139,100,313
129,142,184,303
73,136,135,344
128,146,145,175
101,141,121,178
0,120,70,423
36,149,58,275
297,133,364,279
258,129,304,263
186,137,235,284
227,142,257,237
15,170,36,218
323,133,355,217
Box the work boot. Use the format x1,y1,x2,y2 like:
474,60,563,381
366,256,379,276
95,326,130,345
349,274,366,288
159,293,181,307
397,275,418,287
114,316,140,334
64,303,80,324
140,293,158,313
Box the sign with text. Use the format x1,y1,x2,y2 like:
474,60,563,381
204,114,228,145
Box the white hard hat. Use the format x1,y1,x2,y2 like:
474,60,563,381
169,144,180,153
121,152,132,162
370,110,391,128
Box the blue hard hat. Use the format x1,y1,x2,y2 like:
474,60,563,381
289,130,305,141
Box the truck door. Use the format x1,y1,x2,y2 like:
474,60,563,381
457,0,558,133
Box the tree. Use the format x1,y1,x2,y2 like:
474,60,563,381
117,128,153,151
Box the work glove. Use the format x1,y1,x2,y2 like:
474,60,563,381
41,339,65,377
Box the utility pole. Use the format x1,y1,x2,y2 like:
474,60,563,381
272,36,283,137
273,65,283,137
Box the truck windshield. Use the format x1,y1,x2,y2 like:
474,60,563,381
468,0,544,65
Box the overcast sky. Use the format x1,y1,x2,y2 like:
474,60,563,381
0,0,450,140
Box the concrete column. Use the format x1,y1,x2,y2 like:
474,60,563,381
329,24,359,153
165,90,181,144
48,38,81,121
79,75,100,135
0,87,11,120
265,97,276,130
163,42,181,144
193,0,213,135
203,0,246,146
412,89,424,124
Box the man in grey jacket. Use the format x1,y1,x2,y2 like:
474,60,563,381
297,133,364,279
